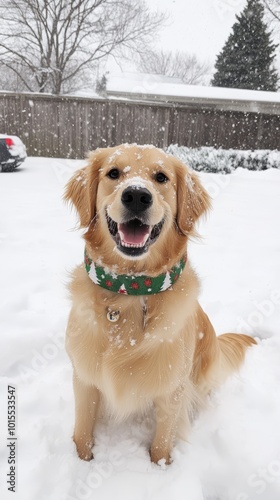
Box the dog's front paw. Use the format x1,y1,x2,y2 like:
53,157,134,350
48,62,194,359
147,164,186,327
77,447,93,461
74,436,94,461
150,446,171,465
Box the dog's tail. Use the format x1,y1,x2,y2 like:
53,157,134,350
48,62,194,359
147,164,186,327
192,306,257,396
216,332,257,378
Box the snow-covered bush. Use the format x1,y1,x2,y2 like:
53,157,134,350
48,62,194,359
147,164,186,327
166,145,280,173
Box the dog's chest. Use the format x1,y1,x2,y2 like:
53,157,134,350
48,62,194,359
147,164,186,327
67,264,199,415
66,256,202,419
76,296,187,413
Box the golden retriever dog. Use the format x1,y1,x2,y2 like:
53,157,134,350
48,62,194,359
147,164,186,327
64,143,256,464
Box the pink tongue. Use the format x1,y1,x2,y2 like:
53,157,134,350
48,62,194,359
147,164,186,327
119,222,150,244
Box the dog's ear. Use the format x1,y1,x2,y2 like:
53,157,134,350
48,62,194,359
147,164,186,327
175,159,211,236
64,150,103,228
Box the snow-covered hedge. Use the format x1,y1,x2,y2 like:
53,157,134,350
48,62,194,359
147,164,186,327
166,145,280,174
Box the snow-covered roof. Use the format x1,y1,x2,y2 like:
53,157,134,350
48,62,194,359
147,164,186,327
107,71,280,114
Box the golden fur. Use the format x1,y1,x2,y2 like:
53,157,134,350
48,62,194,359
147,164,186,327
64,144,256,464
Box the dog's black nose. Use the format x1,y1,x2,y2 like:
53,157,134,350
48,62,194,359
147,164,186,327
121,186,153,213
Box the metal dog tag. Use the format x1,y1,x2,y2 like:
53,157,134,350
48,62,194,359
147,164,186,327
107,310,120,322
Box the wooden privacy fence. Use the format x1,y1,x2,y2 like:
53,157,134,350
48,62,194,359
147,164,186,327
0,92,280,158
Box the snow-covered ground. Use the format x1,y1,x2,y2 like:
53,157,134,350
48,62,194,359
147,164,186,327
0,157,280,500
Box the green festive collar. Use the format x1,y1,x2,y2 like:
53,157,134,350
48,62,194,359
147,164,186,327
84,250,187,296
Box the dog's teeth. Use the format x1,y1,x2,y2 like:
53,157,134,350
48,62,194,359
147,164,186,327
143,233,150,244
119,231,150,249
121,241,146,248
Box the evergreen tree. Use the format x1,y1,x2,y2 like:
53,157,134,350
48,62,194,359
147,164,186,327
212,0,279,91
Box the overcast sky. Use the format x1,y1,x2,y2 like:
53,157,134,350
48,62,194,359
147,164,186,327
107,0,280,80
107,0,248,76
147,0,247,66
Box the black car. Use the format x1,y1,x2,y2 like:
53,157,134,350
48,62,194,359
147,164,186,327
0,134,27,172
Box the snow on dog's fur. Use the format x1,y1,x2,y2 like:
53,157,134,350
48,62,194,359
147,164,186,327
64,144,256,464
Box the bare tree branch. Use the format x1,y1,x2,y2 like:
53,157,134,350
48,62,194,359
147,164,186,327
0,0,167,94
262,0,280,24
138,49,211,86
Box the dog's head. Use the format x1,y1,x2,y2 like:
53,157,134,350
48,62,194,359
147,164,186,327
64,144,210,271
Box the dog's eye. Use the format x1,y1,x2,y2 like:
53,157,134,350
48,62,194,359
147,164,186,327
155,172,168,183
107,168,120,180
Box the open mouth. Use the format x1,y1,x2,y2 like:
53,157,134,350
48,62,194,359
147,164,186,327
106,213,164,256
